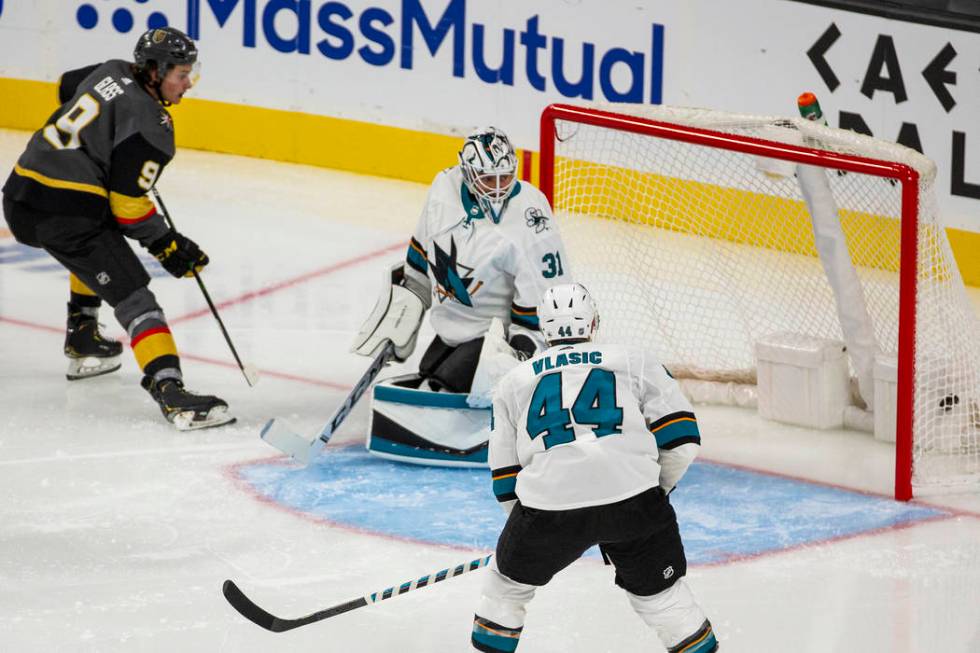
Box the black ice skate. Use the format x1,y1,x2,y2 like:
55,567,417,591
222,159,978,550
141,375,236,431
64,305,123,380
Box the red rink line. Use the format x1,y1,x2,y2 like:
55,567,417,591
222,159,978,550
179,352,348,390
0,315,349,390
225,452,490,556
693,510,957,568
699,456,980,520
227,447,973,567
0,315,63,334
169,240,404,324
0,240,404,389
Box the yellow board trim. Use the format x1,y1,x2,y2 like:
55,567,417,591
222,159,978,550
13,163,108,197
168,96,462,184
2,76,977,286
0,77,56,130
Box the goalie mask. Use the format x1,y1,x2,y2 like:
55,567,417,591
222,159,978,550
459,127,518,224
538,283,599,345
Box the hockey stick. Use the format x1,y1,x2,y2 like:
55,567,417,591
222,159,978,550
260,340,395,463
150,187,259,387
223,554,492,633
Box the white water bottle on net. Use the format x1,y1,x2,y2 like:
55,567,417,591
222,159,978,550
538,101,980,500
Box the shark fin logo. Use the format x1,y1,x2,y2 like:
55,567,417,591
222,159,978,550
431,236,481,307
525,207,549,233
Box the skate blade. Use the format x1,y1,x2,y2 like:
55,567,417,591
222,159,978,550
171,406,237,431
66,355,122,381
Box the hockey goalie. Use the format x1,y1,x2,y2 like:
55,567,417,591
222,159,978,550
351,127,573,467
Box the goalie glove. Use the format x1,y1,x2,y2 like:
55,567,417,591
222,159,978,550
351,262,427,362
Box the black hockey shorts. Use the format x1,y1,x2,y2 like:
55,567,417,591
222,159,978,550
3,197,150,306
418,335,484,393
495,486,687,597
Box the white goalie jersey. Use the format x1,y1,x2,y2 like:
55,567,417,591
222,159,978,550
490,342,702,512
403,166,571,350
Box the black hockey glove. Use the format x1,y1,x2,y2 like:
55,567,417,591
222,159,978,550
509,334,536,361
148,231,209,278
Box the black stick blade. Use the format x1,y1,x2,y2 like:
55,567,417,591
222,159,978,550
222,580,287,632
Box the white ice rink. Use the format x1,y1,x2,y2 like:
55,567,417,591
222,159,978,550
1,127,979,652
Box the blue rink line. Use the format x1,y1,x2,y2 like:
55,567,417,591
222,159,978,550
237,447,948,565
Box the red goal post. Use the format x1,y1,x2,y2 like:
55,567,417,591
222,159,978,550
539,102,979,501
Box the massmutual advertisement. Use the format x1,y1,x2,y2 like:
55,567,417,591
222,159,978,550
0,0,977,238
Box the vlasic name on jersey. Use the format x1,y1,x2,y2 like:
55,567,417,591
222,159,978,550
531,350,602,376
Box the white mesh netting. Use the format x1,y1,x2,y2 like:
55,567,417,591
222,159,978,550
546,103,979,494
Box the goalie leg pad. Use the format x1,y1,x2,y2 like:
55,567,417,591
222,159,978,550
368,375,490,467
627,581,715,652
352,263,426,361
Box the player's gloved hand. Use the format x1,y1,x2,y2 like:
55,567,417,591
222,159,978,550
148,231,209,278
509,334,536,361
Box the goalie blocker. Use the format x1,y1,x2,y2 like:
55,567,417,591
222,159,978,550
352,262,428,362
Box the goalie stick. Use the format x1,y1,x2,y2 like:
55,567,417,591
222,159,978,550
150,187,259,387
260,341,396,463
223,554,492,632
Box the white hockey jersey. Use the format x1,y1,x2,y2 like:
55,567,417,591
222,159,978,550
403,166,571,349
490,342,701,512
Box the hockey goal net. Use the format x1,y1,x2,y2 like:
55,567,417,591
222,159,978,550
539,103,980,500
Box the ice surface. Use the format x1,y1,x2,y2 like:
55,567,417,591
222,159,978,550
1,128,979,652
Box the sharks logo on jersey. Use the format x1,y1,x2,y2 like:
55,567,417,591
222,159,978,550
525,207,549,233
401,166,571,347
431,236,483,307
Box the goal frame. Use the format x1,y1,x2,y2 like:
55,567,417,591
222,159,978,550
539,103,921,501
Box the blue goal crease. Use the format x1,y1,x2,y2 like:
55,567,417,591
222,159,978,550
236,447,948,566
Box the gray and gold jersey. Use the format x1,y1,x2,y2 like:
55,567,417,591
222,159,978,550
3,59,174,243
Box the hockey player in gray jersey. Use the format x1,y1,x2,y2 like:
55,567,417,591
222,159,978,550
2,27,233,430
471,284,718,653
353,126,572,394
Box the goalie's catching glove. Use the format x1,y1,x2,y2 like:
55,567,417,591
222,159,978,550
352,262,427,361
148,231,209,278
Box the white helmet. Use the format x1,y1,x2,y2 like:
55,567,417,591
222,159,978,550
538,283,599,345
458,126,518,224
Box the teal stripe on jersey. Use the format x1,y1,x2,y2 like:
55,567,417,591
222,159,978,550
406,239,428,273
650,413,701,449
492,474,517,502
510,310,538,330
